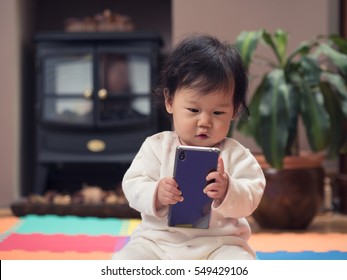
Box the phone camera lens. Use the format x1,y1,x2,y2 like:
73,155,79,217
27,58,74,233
179,150,186,161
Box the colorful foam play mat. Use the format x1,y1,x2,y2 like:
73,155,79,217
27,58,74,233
0,215,347,260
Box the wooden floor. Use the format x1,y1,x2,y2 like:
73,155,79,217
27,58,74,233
1,207,347,233
248,211,347,233
0,208,13,217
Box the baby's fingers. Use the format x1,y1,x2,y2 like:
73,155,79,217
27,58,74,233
203,184,223,199
204,182,227,201
217,156,225,174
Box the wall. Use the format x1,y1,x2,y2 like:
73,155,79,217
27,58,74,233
0,0,21,206
0,0,340,207
173,0,338,45
343,0,347,36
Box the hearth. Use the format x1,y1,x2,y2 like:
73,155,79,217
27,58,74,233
11,181,141,218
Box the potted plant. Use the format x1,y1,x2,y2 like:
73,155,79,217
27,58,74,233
234,29,347,229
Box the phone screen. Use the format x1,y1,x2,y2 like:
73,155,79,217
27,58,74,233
167,145,220,229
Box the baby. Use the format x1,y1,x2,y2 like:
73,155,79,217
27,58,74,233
113,34,266,260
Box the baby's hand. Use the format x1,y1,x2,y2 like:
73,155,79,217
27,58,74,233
155,177,183,210
203,156,228,202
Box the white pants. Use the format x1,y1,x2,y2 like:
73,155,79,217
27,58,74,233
112,238,255,260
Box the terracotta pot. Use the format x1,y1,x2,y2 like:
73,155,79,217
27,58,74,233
340,153,347,174
337,174,347,214
255,152,325,169
252,153,325,230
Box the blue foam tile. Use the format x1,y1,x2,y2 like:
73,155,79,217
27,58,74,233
257,250,347,260
14,214,139,236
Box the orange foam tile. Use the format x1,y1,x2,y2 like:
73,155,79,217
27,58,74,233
0,216,19,234
0,250,112,260
249,232,347,252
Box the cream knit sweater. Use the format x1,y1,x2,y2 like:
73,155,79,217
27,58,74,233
121,131,266,259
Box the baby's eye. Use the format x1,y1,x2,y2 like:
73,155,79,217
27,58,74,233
214,111,225,115
187,108,199,113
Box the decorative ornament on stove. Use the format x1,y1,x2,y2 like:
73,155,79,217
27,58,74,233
65,9,135,32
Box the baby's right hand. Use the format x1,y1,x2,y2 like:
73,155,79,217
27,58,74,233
156,177,183,210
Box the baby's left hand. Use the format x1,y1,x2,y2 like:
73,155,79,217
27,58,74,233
203,156,228,202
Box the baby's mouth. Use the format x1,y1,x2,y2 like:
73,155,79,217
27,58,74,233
196,133,208,139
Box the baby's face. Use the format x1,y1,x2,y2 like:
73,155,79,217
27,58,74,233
165,87,235,147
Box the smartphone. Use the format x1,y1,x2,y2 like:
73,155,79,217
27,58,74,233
167,145,220,229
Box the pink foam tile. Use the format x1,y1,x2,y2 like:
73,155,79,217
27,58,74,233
0,233,129,253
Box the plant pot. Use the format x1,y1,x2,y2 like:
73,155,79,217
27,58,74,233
337,174,347,214
252,153,325,230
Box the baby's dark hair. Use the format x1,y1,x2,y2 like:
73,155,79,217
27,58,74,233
154,34,249,117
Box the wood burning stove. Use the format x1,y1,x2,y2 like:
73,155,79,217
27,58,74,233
34,32,163,194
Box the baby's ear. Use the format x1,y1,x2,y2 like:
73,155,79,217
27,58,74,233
164,89,173,114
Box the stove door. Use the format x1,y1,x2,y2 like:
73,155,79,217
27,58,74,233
39,48,94,127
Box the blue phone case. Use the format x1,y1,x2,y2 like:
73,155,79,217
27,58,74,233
167,145,220,229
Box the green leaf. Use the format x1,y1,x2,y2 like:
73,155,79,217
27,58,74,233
322,72,347,117
237,78,265,142
320,43,347,77
274,29,288,67
286,41,312,67
235,30,262,69
300,56,321,86
258,69,290,169
320,81,346,156
261,29,289,68
284,78,300,155
329,34,347,54
262,30,282,67
299,81,330,151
